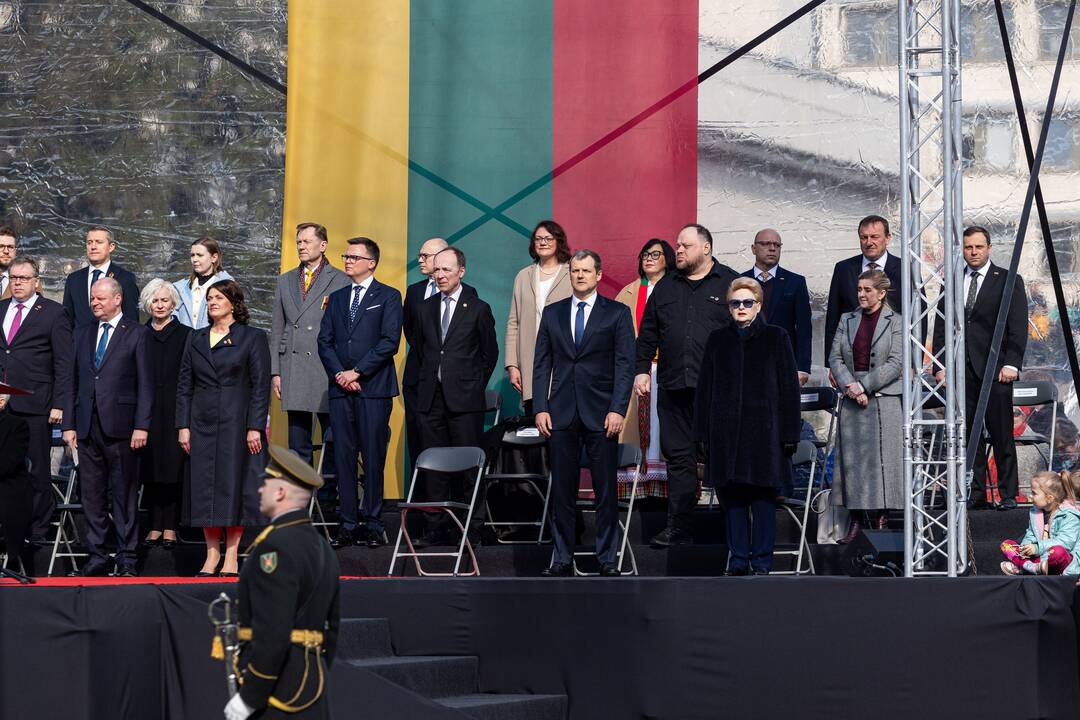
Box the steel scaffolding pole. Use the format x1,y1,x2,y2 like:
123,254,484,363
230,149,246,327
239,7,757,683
899,0,966,577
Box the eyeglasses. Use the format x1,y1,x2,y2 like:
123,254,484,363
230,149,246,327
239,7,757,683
640,250,663,261
417,252,437,260
342,254,374,263
728,299,758,310
754,241,782,250
9,274,36,283
0,244,15,251
533,236,555,246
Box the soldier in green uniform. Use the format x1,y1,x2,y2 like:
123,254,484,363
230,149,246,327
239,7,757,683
224,445,341,720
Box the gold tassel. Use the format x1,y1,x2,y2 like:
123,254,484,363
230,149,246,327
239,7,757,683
211,635,224,660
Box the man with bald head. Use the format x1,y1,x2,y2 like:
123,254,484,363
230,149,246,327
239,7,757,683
402,237,475,468
741,229,812,384
62,276,153,576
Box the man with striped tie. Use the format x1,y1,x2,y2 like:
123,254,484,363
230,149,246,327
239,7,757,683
62,277,153,576
317,237,402,549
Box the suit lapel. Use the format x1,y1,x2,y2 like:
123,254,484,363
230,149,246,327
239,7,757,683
96,321,125,368
576,297,603,354
442,292,469,345
976,266,1003,313
870,308,893,350
299,264,335,314
288,266,305,314
6,299,46,347
193,329,216,369
764,269,783,319
349,281,381,337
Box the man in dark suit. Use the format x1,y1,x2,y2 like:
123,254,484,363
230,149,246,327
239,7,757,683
824,215,927,360
318,237,402,549
413,246,498,545
62,277,153,576
403,237,477,470
0,226,16,300
0,392,32,572
0,256,73,543
534,250,635,577
742,228,812,384
933,226,1028,510
62,225,140,328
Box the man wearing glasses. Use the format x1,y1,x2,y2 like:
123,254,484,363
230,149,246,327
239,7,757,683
741,229,812,385
270,222,349,497
0,256,73,548
317,237,403,549
0,226,17,300
402,237,475,470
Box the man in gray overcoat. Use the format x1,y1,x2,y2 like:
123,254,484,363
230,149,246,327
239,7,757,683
270,222,350,488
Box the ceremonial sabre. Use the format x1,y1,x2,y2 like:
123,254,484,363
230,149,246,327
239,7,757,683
208,592,240,695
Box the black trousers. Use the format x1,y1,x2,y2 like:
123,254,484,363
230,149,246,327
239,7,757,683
721,483,777,573
0,468,33,570
965,372,1018,500
12,411,54,539
549,416,618,566
143,483,181,532
329,396,391,532
80,411,140,570
287,410,335,491
657,387,698,531
418,383,486,534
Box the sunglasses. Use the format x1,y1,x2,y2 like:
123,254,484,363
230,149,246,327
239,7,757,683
728,299,758,310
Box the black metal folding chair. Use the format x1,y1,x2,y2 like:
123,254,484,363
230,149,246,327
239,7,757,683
388,446,486,577
1012,380,1057,471
573,443,642,576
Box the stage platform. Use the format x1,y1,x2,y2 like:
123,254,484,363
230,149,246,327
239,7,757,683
1,576,1077,720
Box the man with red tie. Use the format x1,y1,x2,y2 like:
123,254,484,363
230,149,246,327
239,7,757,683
0,256,73,546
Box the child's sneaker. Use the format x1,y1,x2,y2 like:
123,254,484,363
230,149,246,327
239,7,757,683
1000,561,1021,576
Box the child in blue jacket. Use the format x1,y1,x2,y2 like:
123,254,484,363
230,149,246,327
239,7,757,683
1001,471,1080,576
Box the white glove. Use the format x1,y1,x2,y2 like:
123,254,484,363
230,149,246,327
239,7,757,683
224,693,255,720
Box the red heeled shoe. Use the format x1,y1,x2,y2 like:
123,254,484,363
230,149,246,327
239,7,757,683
838,517,863,544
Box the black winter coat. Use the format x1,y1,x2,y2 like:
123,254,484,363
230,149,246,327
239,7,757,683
694,317,801,489
141,319,191,485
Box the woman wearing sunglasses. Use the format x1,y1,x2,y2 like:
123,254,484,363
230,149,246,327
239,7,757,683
694,277,801,575
828,270,904,543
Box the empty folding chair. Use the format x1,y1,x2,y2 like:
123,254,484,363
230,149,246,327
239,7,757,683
389,446,486,577
773,440,819,575
1012,380,1057,471
48,463,88,576
307,427,339,541
573,443,643,576
482,430,553,544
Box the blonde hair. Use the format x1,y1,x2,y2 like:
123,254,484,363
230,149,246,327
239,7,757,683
1033,471,1078,504
857,269,891,293
727,276,763,304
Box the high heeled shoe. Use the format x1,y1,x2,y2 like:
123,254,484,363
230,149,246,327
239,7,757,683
143,535,163,548
837,517,863,545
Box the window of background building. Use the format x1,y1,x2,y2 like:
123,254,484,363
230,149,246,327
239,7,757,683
1040,2,1080,60
1041,116,1080,171
843,6,897,66
960,3,1014,63
963,117,1016,171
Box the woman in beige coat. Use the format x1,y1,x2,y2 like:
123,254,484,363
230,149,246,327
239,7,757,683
505,220,573,413
616,238,675,470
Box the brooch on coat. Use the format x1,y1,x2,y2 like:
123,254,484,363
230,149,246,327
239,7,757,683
321,296,329,311
221,337,233,347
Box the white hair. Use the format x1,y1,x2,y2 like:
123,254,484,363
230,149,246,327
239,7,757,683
139,278,180,315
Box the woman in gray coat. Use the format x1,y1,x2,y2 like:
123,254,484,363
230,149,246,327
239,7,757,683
828,270,904,543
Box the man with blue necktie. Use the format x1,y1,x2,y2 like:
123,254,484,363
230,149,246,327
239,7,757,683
318,237,403,549
62,277,153,576
62,225,140,328
534,250,635,577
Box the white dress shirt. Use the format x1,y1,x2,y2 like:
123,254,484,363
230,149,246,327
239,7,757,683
3,292,38,339
570,291,597,343
964,263,986,304
0,270,8,297
424,277,438,299
350,276,373,306
861,251,889,273
87,260,112,300
95,313,121,356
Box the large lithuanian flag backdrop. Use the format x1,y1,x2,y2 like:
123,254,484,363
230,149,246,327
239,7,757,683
282,1,698,497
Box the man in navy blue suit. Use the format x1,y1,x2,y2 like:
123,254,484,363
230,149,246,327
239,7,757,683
318,236,403,549
62,225,140,328
742,229,812,384
533,250,635,577
62,277,153,576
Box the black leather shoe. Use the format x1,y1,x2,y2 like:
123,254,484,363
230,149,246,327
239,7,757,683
330,528,355,549
195,571,218,578
649,526,694,549
143,535,162,548
117,566,138,578
411,531,448,549
28,536,49,548
967,497,989,510
724,566,749,576
751,568,770,576
599,563,621,577
997,498,1018,511
366,528,388,548
161,538,177,550
541,562,573,577
72,563,110,578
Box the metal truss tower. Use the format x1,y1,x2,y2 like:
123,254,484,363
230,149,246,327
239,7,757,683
898,0,966,576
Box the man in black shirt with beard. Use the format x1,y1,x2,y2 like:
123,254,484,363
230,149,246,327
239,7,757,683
634,224,738,547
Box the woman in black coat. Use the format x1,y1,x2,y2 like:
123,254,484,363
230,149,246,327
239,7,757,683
177,279,269,577
695,277,801,575
138,279,191,549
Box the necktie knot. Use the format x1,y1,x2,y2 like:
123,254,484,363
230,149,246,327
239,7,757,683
760,270,771,283
867,262,879,272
